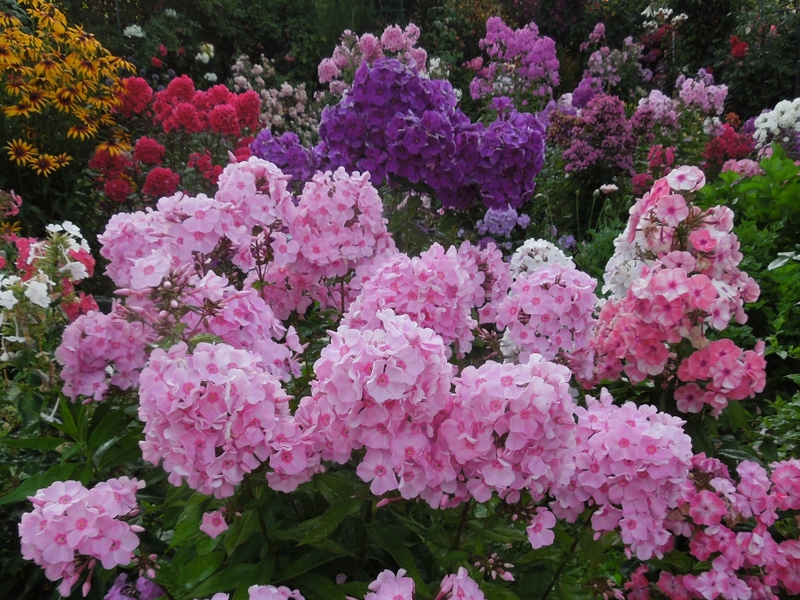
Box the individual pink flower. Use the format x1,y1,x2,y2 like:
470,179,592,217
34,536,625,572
666,165,706,192
200,510,229,539
527,508,556,549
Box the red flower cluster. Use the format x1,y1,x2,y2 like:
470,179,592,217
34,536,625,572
142,167,180,197
133,137,165,165
116,76,154,119
152,75,260,136
90,148,135,203
730,35,749,59
188,151,223,185
702,123,754,169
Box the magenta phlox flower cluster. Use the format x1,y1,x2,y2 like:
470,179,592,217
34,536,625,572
551,390,693,560
104,573,164,600
676,69,728,116
138,342,309,498
317,24,427,98
643,455,800,598
442,356,578,504
19,478,144,596
562,94,638,174
343,242,507,355
468,16,559,102
56,305,155,401
317,59,546,210
297,310,455,505
495,263,598,379
587,167,764,414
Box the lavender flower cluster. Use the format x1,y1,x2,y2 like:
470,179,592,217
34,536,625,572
316,59,545,209
250,129,319,185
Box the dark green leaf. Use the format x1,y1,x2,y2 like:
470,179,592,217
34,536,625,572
182,551,226,589
277,547,342,582
480,581,521,600
0,463,79,506
87,406,128,451
299,497,361,545
369,525,431,597
170,493,206,549
293,574,347,600
0,436,65,450
578,527,603,567
189,563,265,597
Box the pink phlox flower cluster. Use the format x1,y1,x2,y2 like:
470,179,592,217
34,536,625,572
138,342,305,498
317,24,427,98
298,310,455,505
178,274,300,380
653,455,800,598
636,90,679,128
443,356,577,505
366,569,416,600
589,168,764,410
450,240,511,324
99,209,171,289
19,478,144,596
675,339,766,415
721,159,764,178
495,263,598,379
290,168,391,280
248,585,305,600
583,36,650,90
551,389,694,560
469,16,559,101
56,306,154,401
676,69,728,116
439,567,486,600
343,243,490,356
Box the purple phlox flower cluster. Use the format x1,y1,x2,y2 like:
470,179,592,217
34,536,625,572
636,89,679,128
550,389,694,561
317,23,427,98
579,22,606,52
562,94,637,173
468,16,559,103
250,129,319,185
476,206,529,238
584,36,651,90
495,263,598,380
105,574,164,600
19,478,144,596
571,76,602,109
676,69,727,116
318,59,545,210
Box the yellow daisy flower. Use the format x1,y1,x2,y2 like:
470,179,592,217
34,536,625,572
30,153,59,176
6,139,39,165
66,121,97,140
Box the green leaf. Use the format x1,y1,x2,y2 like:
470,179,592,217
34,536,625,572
369,525,431,597
650,549,693,574
313,471,363,503
293,574,347,600
58,397,80,441
182,551,226,589
578,527,603,567
0,463,79,506
479,526,527,544
480,581,521,600
189,563,265,597
0,436,65,450
299,497,361,545
170,493,206,549
277,547,342,582
98,430,142,469
87,405,128,451
225,510,261,556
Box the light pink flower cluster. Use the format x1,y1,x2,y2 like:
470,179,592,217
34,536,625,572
298,310,454,504
676,69,728,116
56,306,154,401
588,167,765,415
138,342,304,498
317,24,427,98
721,158,764,178
442,356,577,504
19,478,144,596
551,390,694,561
632,455,800,599
495,263,598,379
344,242,507,356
